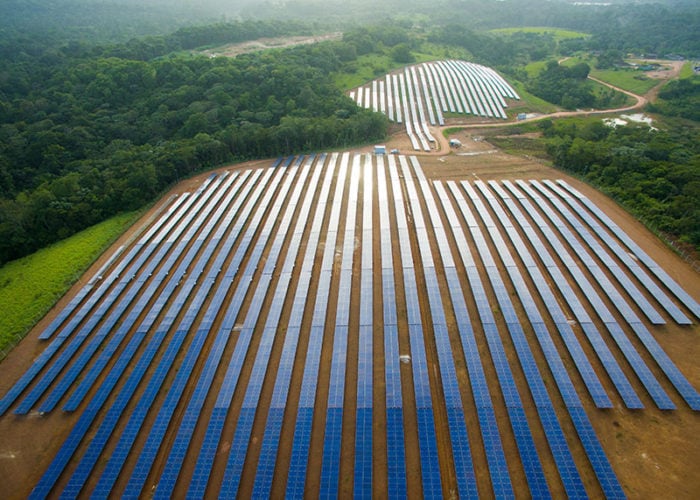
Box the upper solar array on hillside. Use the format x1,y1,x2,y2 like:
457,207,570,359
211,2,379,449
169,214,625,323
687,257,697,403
350,60,520,151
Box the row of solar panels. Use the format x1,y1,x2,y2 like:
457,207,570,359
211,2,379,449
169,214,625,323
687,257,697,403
349,60,520,151
2,153,697,498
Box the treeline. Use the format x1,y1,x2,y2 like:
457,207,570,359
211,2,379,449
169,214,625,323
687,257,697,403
0,28,387,264
648,76,700,122
526,62,595,110
524,60,626,110
253,0,700,57
539,119,700,251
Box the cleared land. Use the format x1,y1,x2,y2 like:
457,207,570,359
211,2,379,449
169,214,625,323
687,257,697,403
199,33,343,58
0,143,698,499
489,27,590,40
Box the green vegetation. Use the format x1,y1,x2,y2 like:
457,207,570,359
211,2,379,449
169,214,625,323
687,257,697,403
539,118,700,251
524,61,549,79
648,76,700,121
0,22,388,265
333,53,399,90
527,61,595,109
590,69,658,95
679,62,695,80
488,134,549,160
0,211,138,356
489,27,589,41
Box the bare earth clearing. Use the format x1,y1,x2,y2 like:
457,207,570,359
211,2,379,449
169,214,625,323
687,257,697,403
200,33,343,58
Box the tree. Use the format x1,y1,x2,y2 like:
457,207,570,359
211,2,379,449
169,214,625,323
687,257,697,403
390,43,414,64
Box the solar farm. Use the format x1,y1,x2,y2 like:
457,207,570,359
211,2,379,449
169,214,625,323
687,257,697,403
1,149,698,498
349,60,520,151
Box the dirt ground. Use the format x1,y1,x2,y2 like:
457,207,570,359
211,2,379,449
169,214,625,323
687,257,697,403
200,33,343,58
0,137,698,499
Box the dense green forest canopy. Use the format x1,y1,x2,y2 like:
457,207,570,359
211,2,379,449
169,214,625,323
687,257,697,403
249,0,700,57
538,117,700,250
0,21,387,264
2,0,699,56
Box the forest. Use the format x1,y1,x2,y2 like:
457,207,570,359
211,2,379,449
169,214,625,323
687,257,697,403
535,117,699,250
0,1,698,265
0,23,387,264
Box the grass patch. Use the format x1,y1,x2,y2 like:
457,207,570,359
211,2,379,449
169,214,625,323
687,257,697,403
488,135,549,160
508,81,560,114
490,27,590,40
524,60,548,78
414,42,472,63
590,68,658,95
442,127,466,138
0,211,138,357
679,61,694,79
333,53,400,90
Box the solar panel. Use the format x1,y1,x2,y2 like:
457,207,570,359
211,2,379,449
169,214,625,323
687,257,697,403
120,163,288,499
449,180,605,497
218,158,320,497
515,180,696,410
319,154,362,496
73,168,271,496
556,180,700,319
387,155,443,496
285,152,351,497
531,181,665,325
404,157,488,498
542,181,690,324
41,173,240,416
186,159,304,499
0,192,199,416
508,180,671,408
480,181,612,409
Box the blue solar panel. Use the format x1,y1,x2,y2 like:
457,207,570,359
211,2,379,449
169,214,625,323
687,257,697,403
186,158,303,498
102,168,249,495
42,175,240,416
628,321,700,410
387,155,443,496
513,180,690,410
12,179,219,417
451,180,607,497
402,157,480,498
373,156,408,496
217,157,318,497
320,155,360,495
531,181,665,325
568,406,626,499
542,180,689,325
557,180,700,320
123,164,286,499
498,181,645,410
415,406,443,498
479,181,612,409
285,152,351,497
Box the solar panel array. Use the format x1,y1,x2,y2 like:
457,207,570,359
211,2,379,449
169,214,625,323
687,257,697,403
1,153,698,499
350,60,520,151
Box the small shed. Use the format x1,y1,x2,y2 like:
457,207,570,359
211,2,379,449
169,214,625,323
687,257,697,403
449,139,462,148
517,113,527,121
374,145,386,155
